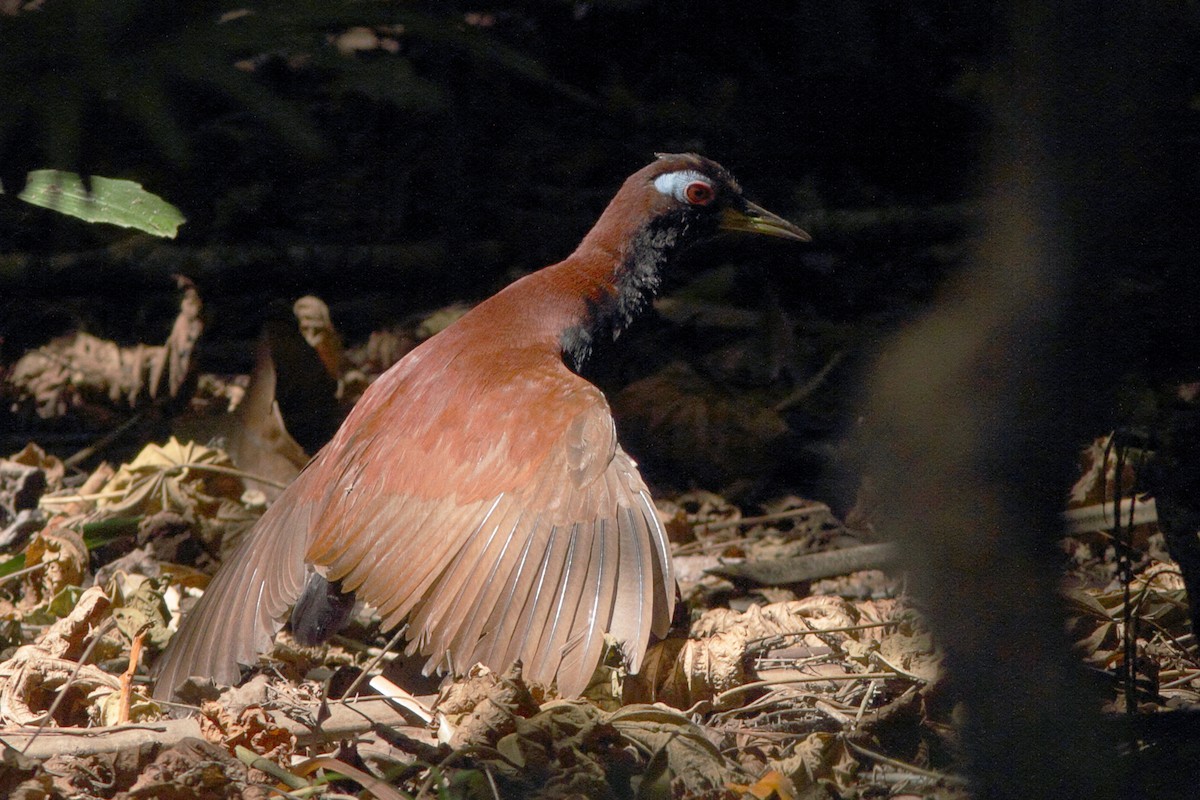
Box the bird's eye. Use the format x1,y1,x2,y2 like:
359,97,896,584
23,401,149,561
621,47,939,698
684,181,714,206
654,170,716,206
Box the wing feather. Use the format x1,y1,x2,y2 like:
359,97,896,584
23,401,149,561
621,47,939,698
557,518,615,695
154,332,676,700
526,521,581,681
151,491,314,699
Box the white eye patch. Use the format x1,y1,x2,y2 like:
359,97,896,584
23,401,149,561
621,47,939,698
653,170,712,204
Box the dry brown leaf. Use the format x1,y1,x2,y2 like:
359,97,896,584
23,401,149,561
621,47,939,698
148,276,203,401
0,656,122,726
124,737,268,800
7,283,202,420
694,597,861,644
631,598,889,707
293,295,343,380
199,701,295,764
608,703,736,794
624,637,687,705
99,438,243,517
0,587,122,725
7,443,65,491
0,457,49,549
434,663,540,748
614,361,790,487
29,586,113,659
109,573,173,650
20,526,88,610
626,631,749,708
876,630,942,684
772,732,860,795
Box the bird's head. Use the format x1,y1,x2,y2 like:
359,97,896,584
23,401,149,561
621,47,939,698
580,153,810,261
562,154,809,369
638,152,811,245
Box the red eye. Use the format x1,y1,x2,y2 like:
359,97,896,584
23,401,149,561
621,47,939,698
684,181,714,205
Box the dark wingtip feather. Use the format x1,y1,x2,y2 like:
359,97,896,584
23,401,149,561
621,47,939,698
151,495,312,701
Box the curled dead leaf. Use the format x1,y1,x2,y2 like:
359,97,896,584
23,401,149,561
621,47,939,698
6,282,202,421
150,276,203,401
293,295,343,380
28,585,113,660
694,596,861,645
8,442,64,491
608,703,738,794
772,732,860,795
0,654,122,726
631,598,896,707
434,663,540,748
627,631,750,708
0,586,122,725
21,526,88,610
875,629,942,685
613,361,790,487
199,701,295,765
99,438,243,517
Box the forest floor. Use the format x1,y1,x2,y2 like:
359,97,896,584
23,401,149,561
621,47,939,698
1,293,1197,800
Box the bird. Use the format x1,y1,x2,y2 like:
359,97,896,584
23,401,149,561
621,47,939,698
152,153,810,700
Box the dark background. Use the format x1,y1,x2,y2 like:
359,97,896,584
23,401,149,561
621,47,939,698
1,1,1195,504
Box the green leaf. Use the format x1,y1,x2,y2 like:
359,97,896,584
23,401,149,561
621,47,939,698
17,170,185,238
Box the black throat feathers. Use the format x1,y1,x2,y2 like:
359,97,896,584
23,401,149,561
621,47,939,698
560,210,704,374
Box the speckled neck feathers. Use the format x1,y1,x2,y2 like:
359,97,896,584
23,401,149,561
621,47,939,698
558,154,735,371
559,210,694,371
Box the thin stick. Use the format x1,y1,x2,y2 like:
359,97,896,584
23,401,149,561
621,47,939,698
64,411,146,468
338,626,409,702
845,738,962,783
745,620,898,648
774,350,846,411
695,504,830,533
21,618,117,755
168,461,291,490
714,671,903,706
0,562,47,587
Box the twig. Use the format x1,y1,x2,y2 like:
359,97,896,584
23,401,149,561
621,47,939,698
845,738,963,783
3,695,433,760
0,561,47,587
745,620,898,649
1159,670,1200,690
40,490,130,505
869,651,928,684
167,462,290,490
338,626,409,702
694,504,831,534
707,542,897,585
713,671,902,707
64,411,147,468
773,350,846,411
21,617,118,755
673,535,759,556
118,628,149,724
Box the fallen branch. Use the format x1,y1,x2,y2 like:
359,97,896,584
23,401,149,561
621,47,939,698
0,695,434,760
706,542,898,585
